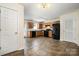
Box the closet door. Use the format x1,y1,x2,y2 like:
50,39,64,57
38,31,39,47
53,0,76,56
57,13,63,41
0,8,1,55
64,16,74,42
0,7,7,55
1,7,18,55
61,14,74,42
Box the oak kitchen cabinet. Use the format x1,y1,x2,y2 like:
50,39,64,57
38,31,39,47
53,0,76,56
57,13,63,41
36,31,44,37
27,21,33,29
27,31,32,38
27,30,52,38
48,31,52,38
38,22,43,29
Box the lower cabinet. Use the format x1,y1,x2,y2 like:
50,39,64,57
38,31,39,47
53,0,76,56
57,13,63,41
44,30,52,37
27,31,32,38
27,31,36,38
36,31,44,37
48,31,52,38
27,30,52,38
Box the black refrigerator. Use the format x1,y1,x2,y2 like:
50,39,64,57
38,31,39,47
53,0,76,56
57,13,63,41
52,23,60,40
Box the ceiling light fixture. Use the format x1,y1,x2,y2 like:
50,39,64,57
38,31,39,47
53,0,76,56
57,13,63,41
41,3,48,8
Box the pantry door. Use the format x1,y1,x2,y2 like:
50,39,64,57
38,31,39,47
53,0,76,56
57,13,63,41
0,7,18,55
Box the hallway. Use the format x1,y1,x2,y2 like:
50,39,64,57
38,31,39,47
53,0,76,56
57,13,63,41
24,37,79,56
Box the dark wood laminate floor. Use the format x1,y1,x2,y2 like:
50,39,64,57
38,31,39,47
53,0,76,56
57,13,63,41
3,50,24,56
3,37,79,56
25,37,79,56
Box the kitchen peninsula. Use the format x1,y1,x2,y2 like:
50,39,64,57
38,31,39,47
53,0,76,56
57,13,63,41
26,20,53,38
27,29,52,38
25,19,60,40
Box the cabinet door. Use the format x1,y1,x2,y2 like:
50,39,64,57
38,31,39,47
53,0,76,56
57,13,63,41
27,21,33,29
39,23,43,29
1,7,18,55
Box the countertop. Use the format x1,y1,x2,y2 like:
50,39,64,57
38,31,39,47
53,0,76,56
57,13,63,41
27,29,45,31
27,29,52,31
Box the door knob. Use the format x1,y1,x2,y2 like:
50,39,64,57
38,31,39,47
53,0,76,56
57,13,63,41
0,47,1,50
15,32,18,34
0,29,1,31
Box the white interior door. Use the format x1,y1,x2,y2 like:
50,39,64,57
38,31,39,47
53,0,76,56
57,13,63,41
0,7,7,55
0,8,1,55
1,7,18,55
61,14,74,42
64,18,74,42
64,15,73,42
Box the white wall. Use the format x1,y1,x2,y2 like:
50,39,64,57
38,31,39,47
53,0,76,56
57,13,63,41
0,3,24,50
60,9,79,46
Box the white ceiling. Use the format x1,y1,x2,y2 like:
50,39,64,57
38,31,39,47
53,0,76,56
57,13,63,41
21,3,79,21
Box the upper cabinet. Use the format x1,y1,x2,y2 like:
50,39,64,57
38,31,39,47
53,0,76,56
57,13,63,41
43,22,52,29
38,22,43,29
27,21,33,29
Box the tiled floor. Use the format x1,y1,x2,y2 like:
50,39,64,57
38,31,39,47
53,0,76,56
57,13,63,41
3,37,79,56
24,37,79,56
